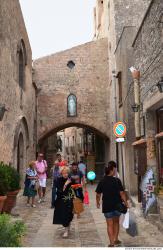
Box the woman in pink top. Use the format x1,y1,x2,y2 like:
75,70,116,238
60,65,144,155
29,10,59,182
36,153,48,203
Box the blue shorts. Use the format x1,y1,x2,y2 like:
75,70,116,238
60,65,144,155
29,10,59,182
104,210,121,219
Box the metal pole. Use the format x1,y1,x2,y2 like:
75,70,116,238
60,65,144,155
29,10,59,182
134,77,141,139
120,142,125,188
131,70,141,139
112,71,119,170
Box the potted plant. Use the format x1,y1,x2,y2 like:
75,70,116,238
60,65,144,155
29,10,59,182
0,181,7,213
3,163,21,214
0,162,9,213
0,214,26,247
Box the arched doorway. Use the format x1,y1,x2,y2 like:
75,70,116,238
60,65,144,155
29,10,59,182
17,133,24,174
13,117,30,185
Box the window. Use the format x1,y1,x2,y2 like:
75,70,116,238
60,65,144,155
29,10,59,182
116,72,122,106
156,107,163,185
67,60,75,69
67,94,77,117
19,50,24,88
156,107,163,133
17,40,27,89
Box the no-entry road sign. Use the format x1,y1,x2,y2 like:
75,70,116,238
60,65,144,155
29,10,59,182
113,122,126,138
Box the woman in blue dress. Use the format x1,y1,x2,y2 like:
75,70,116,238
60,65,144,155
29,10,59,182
23,161,38,208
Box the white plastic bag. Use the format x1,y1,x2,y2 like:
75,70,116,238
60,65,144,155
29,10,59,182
122,209,129,229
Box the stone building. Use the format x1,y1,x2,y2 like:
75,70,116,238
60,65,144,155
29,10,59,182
96,0,163,220
33,38,111,174
64,127,84,164
131,0,163,221
94,0,152,194
0,0,36,180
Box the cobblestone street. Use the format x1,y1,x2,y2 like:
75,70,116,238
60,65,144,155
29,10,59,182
12,184,163,247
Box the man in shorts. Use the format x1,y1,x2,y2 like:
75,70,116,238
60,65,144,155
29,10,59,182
36,153,48,203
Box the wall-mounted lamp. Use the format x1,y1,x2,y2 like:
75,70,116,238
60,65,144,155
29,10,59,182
0,104,8,121
157,77,163,93
131,104,140,113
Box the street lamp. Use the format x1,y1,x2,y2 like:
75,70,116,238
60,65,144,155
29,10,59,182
131,104,140,113
157,77,163,93
0,104,8,121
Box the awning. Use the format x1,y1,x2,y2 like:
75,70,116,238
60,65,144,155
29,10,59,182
132,138,146,146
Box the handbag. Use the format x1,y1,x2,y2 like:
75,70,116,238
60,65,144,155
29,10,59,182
116,202,127,214
72,188,84,214
73,197,84,214
84,190,89,205
122,209,129,229
115,178,127,214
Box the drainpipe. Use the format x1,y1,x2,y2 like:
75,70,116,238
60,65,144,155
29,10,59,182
130,68,141,139
112,70,119,170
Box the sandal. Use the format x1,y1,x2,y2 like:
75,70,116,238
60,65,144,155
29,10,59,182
114,240,122,246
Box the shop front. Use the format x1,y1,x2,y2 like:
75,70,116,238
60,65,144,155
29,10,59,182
133,139,147,203
156,107,163,194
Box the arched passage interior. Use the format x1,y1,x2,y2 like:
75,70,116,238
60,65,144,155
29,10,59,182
38,123,110,180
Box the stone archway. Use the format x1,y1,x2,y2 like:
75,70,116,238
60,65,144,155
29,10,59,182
38,122,110,180
13,116,29,183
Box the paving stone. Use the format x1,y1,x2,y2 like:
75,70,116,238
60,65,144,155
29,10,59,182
12,183,163,247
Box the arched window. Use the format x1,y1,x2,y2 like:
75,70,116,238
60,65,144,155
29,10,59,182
17,39,27,89
67,94,77,117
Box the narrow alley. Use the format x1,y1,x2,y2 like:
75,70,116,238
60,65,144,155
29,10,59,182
12,183,163,247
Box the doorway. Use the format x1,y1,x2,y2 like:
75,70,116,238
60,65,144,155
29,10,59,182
17,133,24,175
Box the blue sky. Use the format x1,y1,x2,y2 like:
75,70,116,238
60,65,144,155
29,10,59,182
20,0,96,59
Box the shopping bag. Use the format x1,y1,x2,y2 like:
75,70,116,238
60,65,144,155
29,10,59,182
122,209,129,229
73,197,84,214
84,190,89,205
126,210,138,237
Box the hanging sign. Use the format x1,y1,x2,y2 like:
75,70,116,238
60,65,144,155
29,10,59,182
113,122,126,138
116,137,125,143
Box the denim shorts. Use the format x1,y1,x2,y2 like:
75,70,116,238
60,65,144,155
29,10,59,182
104,210,121,219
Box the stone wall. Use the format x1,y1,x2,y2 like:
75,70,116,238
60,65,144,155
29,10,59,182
133,0,163,106
0,0,36,178
133,0,163,172
95,0,151,162
115,27,137,194
33,38,110,142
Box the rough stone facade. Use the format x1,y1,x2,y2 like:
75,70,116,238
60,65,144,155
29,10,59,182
132,0,163,177
33,38,110,143
132,0,163,219
114,27,137,194
0,0,36,179
94,0,151,164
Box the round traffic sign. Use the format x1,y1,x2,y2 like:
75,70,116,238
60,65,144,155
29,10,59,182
113,122,126,138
